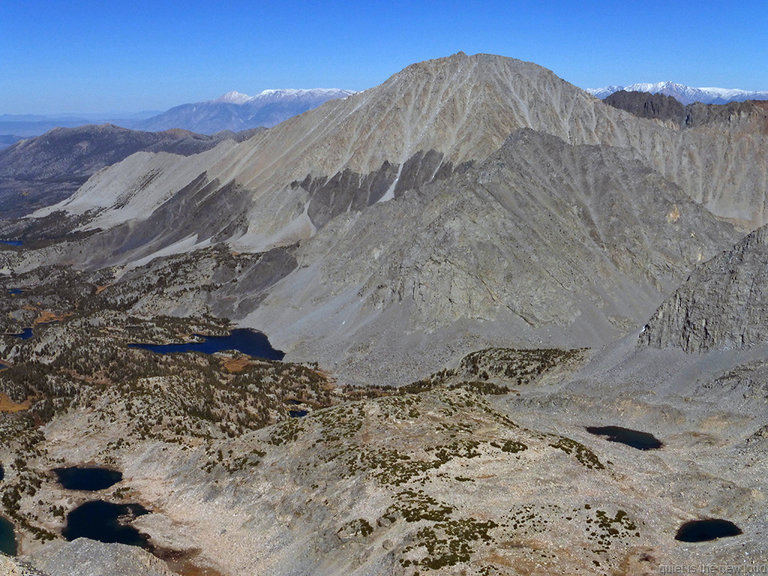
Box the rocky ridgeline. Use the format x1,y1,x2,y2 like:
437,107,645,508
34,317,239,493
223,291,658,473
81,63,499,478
604,90,685,124
0,124,246,220
641,224,768,352
605,90,768,134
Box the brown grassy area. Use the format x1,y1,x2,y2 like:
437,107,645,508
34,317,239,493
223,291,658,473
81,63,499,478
34,310,70,324
0,393,30,412
220,356,255,373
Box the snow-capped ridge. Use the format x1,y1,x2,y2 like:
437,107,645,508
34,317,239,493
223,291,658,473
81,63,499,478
215,91,253,104
136,88,357,134
587,81,768,105
213,88,356,105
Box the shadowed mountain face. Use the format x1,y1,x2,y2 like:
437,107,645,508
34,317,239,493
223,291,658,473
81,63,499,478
604,90,768,134
641,224,768,353
0,124,243,219
604,90,685,123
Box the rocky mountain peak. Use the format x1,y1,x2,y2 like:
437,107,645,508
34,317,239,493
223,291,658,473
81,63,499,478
641,225,768,352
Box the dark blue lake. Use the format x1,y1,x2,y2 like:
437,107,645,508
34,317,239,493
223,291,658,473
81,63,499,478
0,463,4,480
7,289,22,295
11,328,33,340
0,240,22,247
63,500,150,548
54,467,123,491
675,519,742,542
0,516,17,556
130,328,284,360
586,426,662,450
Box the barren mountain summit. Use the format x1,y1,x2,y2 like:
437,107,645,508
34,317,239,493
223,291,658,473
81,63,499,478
26,53,640,259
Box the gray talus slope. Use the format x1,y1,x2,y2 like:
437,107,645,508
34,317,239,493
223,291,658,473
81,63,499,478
0,556,48,576
0,124,238,220
27,539,174,576
244,129,736,385
642,223,768,352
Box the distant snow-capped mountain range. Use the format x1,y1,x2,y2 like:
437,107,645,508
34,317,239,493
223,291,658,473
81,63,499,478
587,81,768,105
0,89,357,142
214,88,354,105
134,88,357,134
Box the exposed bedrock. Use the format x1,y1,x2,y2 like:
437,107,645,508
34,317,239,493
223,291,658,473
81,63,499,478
642,224,768,353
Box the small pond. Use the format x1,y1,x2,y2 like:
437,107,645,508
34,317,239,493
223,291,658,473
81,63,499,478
0,240,22,247
0,463,4,481
585,425,662,450
289,409,308,418
7,289,22,295
63,500,150,548
130,328,284,360
0,516,17,556
54,466,123,491
675,519,742,542
10,328,33,340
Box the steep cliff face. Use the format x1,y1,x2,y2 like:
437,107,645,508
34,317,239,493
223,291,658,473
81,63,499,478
684,100,768,134
604,91,768,135
641,225,768,352
604,90,685,124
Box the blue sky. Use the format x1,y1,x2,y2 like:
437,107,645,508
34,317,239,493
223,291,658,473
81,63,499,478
1,0,766,114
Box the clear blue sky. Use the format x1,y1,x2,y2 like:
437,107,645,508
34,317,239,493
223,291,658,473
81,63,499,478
1,0,766,114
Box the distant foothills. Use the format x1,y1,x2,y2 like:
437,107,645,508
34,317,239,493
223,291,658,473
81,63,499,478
0,88,356,145
2,79,768,147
